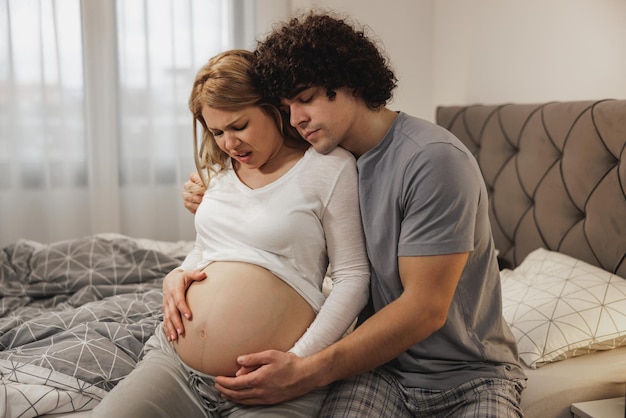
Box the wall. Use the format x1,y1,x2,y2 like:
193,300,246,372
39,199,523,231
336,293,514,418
253,0,626,121
433,0,626,110
7,1,623,244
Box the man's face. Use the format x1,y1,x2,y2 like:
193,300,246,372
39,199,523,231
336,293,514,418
280,87,358,155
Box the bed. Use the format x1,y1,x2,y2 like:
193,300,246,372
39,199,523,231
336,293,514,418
1,100,624,418
436,99,626,418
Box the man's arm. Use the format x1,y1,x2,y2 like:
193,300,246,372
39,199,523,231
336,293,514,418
183,172,205,214
214,251,469,405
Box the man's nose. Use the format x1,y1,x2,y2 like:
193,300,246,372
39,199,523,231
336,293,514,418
289,104,306,127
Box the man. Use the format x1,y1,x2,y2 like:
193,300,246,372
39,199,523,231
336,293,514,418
174,11,526,417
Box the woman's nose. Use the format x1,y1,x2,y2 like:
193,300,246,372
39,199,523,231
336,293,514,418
223,133,241,150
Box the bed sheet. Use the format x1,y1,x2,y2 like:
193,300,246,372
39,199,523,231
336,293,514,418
522,345,626,418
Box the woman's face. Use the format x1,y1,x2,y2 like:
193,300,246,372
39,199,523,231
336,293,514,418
202,105,284,170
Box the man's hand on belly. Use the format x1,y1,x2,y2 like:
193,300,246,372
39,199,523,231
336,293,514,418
162,268,207,341
215,350,316,405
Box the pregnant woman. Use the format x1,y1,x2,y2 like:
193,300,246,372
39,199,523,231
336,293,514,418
91,49,370,418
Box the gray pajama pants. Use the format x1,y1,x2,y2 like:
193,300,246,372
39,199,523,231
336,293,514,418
320,367,526,418
91,323,327,418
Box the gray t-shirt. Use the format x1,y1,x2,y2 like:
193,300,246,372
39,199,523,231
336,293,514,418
356,112,526,389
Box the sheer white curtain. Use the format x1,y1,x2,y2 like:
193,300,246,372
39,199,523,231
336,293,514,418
0,0,256,248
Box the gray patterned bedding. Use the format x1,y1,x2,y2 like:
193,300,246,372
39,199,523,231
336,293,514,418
0,234,191,418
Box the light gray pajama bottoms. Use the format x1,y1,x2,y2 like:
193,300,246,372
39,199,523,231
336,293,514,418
91,323,327,418
319,367,526,418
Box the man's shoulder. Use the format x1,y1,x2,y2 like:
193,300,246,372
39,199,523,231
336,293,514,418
393,112,457,144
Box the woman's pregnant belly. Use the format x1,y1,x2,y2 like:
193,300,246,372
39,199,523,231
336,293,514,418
174,261,315,376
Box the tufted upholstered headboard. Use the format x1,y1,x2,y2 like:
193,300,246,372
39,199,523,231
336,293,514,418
436,100,626,277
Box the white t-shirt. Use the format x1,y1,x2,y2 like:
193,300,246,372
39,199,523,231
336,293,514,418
180,146,370,357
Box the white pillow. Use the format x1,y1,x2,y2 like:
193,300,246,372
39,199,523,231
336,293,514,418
500,248,626,369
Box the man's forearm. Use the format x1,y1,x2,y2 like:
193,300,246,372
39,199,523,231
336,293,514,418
304,292,444,387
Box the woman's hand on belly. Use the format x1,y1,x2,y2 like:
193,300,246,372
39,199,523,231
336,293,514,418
162,268,207,342
174,262,315,377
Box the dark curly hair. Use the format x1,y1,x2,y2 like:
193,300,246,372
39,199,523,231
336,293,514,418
252,12,397,110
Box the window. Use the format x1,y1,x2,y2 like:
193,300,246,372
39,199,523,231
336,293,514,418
0,0,256,246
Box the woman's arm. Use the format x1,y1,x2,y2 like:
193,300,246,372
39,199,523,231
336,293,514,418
161,268,207,341
164,171,208,339
161,236,207,341
288,157,370,357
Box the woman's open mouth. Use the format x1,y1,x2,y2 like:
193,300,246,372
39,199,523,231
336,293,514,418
234,151,252,163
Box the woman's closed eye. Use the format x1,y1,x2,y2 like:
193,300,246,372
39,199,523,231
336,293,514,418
211,123,247,137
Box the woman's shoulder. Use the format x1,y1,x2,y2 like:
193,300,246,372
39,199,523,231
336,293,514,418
297,147,358,196
328,146,355,160
306,146,356,166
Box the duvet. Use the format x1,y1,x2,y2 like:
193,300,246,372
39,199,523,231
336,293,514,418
0,234,190,417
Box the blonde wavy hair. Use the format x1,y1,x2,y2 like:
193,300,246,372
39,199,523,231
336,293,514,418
188,49,300,188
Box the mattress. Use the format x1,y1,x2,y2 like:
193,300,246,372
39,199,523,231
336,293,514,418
522,345,626,418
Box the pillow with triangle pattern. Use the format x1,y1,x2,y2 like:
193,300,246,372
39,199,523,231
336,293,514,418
500,248,626,369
